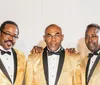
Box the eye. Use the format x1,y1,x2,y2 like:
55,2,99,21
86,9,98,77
55,34,61,37
85,35,89,39
13,35,18,39
46,34,52,38
92,34,97,38
1,30,18,39
2,31,10,35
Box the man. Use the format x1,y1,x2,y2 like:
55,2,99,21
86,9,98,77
0,21,26,85
26,24,81,85
81,23,100,85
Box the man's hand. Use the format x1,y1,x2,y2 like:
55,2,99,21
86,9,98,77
66,48,77,54
31,46,77,54
31,46,43,54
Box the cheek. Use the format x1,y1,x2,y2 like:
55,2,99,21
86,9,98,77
45,38,51,43
85,40,88,44
2,35,8,40
57,38,63,43
92,38,98,43
94,40,98,45
1,37,6,42
13,39,17,44
85,39,88,43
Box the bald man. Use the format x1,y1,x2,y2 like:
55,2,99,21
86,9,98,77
25,24,81,85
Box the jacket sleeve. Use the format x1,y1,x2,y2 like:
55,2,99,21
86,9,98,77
25,55,34,85
72,58,82,85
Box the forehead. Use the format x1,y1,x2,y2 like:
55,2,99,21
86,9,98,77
45,26,62,34
86,27,98,35
3,24,18,32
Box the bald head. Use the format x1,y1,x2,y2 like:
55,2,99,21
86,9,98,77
43,24,64,51
45,24,62,35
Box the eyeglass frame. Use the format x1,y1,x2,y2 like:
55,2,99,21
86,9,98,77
0,30,19,39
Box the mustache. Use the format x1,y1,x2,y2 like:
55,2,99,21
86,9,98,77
4,40,13,44
88,42,96,46
88,41,94,44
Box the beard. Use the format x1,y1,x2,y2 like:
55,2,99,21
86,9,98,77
87,42,97,52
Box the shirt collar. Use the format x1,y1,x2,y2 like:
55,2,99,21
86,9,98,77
0,45,11,52
47,45,62,52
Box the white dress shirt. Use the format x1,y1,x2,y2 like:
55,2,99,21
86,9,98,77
88,55,97,77
48,54,60,85
87,50,100,77
0,46,14,83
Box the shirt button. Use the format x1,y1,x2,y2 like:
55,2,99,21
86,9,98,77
11,75,12,77
8,67,10,68
6,58,8,60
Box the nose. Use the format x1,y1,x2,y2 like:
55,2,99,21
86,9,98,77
8,35,13,40
52,36,56,41
88,37,93,42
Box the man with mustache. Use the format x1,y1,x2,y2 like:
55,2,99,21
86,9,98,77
0,21,26,85
25,24,81,85
81,23,100,85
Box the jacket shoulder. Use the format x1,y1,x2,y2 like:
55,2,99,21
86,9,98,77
65,50,81,59
28,52,43,62
13,48,26,61
13,48,25,56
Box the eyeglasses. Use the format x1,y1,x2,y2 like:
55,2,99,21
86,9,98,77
1,30,19,39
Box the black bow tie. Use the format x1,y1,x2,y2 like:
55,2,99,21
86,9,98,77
47,48,62,56
0,49,11,55
48,51,60,56
88,52,98,58
46,46,64,56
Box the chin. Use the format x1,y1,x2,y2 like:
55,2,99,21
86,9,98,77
49,48,57,51
4,48,10,50
52,49,58,52
89,49,96,52
6,46,12,50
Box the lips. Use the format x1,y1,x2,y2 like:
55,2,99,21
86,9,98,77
51,44,56,47
88,42,94,47
4,40,13,47
87,42,96,50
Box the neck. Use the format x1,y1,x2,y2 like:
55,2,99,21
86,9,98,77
47,46,62,52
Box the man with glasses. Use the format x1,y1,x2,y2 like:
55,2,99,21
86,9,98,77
0,21,26,85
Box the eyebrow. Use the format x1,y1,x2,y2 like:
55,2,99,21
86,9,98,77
2,31,18,35
47,32,60,35
56,32,60,34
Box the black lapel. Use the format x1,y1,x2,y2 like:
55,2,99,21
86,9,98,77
43,47,49,85
87,53,100,84
85,56,91,85
11,48,17,84
54,48,65,85
0,58,12,83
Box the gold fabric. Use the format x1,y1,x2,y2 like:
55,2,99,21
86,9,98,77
25,51,82,85
0,48,26,85
81,57,100,85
